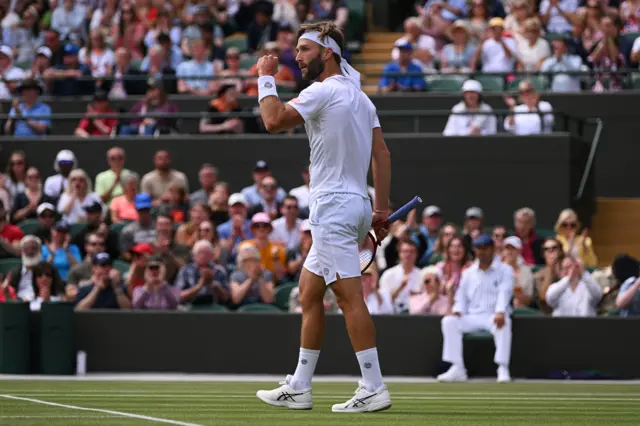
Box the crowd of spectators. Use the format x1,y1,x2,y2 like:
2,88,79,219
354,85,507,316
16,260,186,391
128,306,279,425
1,147,638,318
379,0,640,93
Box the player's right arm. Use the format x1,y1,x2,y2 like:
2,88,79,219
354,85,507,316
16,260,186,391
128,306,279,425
260,97,305,134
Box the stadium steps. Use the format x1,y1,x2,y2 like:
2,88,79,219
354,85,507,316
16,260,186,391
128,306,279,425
355,32,399,95
590,198,640,265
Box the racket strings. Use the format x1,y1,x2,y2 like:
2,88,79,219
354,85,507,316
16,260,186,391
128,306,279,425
359,233,377,272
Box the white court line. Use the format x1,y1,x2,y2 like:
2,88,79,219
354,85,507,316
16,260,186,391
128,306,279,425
0,395,202,426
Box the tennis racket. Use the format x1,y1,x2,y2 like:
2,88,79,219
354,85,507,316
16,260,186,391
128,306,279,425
359,196,423,273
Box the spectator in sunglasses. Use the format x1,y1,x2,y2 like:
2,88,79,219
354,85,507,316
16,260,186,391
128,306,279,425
30,263,64,311
132,256,180,310
67,232,107,287
241,213,286,281
270,195,302,252
554,208,598,268
409,266,449,315
75,252,131,310
534,237,565,313
248,176,283,221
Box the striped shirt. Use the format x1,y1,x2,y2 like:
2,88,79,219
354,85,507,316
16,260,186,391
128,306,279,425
454,259,514,315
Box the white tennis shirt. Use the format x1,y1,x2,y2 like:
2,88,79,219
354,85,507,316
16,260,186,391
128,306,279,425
288,75,379,201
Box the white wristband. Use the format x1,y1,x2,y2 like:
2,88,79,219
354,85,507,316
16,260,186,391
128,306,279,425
258,76,278,102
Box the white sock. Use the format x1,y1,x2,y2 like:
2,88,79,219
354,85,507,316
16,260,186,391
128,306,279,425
290,348,320,390
356,347,384,392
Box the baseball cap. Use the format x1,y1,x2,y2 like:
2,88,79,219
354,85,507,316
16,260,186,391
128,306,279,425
56,149,76,164
465,207,484,219
422,205,442,217
55,220,70,232
228,193,248,207
147,255,164,265
92,252,111,266
254,160,269,171
0,45,12,58
421,265,443,282
83,201,103,213
300,219,311,232
488,17,505,28
36,46,52,58
472,234,494,248
396,41,413,51
504,236,523,250
462,79,483,94
37,202,55,216
131,242,154,256
134,193,153,210
251,212,271,225
63,44,80,55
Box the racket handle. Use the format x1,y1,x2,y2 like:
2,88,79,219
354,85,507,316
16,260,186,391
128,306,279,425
388,196,423,223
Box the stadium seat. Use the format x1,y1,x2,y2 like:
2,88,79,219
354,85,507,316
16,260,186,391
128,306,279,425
537,228,556,238
190,304,229,312
531,265,544,274
273,282,297,311
346,0,366,49
632,73,640,90
428,76,464,93
109,221,132,234
237,303,283,313
506,75,548,92
130,59,143,71
112,260,130,276
223,37,249,53
239,55,258,70
623,32,640,43
69,223,87,236
464,331,492,340
474,75,504,92
0,258,21,276
18,219,41,235
513,307,544,316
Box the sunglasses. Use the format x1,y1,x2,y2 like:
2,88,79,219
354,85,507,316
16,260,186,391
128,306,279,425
147,264,161,271
40,213,54,219
88,241,104,246
544,245,559,252
424,279,435,284
253,223,271,229
561,222,577,229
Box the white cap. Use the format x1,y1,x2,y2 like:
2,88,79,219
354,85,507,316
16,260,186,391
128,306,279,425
422,205,441,217
462,79,482,94
504,236,522,250
300,219,311,232
37,202,55,215
421,265,443,282
56,149,76,163
228,193,248,207
36,46,52,58
465,206,484,218
0,45,12,58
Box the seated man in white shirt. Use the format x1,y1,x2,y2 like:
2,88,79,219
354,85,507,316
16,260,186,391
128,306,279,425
378,240,422,312
270,195,302,252
504,80,554,135
471,18,519,73
546,256,602,317
437,234,514,383
541,37,584,93
391,17,437,72
443,79,497,136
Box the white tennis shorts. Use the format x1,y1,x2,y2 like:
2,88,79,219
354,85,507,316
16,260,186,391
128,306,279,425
304,193,372,285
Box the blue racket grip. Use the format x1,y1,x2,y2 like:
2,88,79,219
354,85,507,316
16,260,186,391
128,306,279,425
388,196,423,223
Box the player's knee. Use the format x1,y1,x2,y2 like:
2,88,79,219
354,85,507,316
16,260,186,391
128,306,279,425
299,285,324,311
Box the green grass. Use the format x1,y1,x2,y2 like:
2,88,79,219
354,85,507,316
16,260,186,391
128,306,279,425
0,380,639,425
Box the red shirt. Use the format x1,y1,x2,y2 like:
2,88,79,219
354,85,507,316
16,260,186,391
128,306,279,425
78,108,118,136
0,224,24,243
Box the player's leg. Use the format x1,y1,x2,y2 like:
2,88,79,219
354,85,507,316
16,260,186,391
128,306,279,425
490,315,512,383
437,314,485,382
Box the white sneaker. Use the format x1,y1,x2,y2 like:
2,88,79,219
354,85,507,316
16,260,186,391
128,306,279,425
256,375,313,410
331,381,392,413
436,365,468,382
497,366,511,383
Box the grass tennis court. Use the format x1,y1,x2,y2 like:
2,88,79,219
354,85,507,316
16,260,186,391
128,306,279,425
1,379,639,425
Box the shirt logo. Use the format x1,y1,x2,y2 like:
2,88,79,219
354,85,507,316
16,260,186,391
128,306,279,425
290,97,301,104
264,82,273,89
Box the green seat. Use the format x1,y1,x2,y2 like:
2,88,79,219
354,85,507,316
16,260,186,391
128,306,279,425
237,303,283,313
0,258,21,276
587,267,597,273
239,55,257,70
109,221,132,235
112,260,130,276
428,76,464,93
506,75,548,92
273,282,297,311
18,219,41,235
605,309,620,317
223,37,248,53
190,304,229,312
632,73,640,90
474,75,504,92
531,265,545,274
69,223,87,236
130,59,142,71
464,331,493,340
536,228,556,238
513,306,544,316
346,0,366,48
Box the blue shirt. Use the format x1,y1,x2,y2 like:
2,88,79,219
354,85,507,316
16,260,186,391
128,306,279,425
379,61,427,91
10,102,51,137
52,64,93,96
176,59,214,90
174,262,228,305
241,184,287,207
618,277,640,317
217,219,254,253
75,283,127,309
140,46,184,71
41,244,82,281
423,0,468,22
414,225,439,266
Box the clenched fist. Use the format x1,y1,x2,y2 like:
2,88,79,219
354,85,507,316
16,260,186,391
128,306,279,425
257,55,279,77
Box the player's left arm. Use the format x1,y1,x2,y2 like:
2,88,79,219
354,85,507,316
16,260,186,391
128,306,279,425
259,96,305,134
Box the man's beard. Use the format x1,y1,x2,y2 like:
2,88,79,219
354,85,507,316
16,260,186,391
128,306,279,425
22,253,41,268
303,56,325,81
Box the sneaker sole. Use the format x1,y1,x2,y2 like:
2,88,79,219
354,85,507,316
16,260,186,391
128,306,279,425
331,400,392,413
256,393,313,410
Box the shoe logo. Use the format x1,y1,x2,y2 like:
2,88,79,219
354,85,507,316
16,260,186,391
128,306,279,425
348,393,377,408
277,392,303,402
301,359,308,365
364,362,372,369
264,82,273,89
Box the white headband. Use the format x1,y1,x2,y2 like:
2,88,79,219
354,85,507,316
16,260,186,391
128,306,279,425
298,31,361,89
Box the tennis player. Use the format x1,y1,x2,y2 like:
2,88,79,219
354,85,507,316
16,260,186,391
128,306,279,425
255,21,392,413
